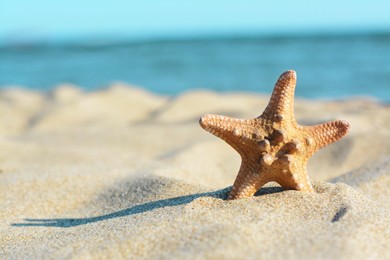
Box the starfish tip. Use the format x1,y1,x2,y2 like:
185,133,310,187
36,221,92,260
199,114,210,129
339,120,351,135
280,70,296,79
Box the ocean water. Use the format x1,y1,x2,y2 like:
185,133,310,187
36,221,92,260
0,32,389,101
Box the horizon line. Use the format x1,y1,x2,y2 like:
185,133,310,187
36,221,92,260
1,27,390,47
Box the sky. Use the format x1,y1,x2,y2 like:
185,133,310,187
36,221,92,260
0,0,390,43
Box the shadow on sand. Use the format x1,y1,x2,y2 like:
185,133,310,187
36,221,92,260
12,186,283,228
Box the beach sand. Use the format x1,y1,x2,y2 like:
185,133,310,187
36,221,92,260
1,84,389,259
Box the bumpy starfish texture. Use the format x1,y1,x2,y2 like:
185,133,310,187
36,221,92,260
199,70,350,200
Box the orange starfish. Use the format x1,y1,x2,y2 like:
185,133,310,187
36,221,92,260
199,70,350,200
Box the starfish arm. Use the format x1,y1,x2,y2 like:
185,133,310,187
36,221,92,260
304,120,350,154
274,160,314,192
228,159,267,200
199,114,263,156
260,70,297,122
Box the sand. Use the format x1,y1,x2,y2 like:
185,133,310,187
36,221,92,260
1,84,389,259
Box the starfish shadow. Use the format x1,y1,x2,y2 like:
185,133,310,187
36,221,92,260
11,186,283,228
11,188,228,228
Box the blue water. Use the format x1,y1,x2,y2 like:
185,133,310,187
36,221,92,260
1,32,389,101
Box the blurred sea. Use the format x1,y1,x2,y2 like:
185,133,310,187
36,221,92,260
0,32,389,101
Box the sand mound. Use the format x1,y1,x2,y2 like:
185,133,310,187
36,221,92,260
331,156,390,207
5,175,390,259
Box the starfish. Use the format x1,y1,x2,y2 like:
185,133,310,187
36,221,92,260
199,70,350,200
